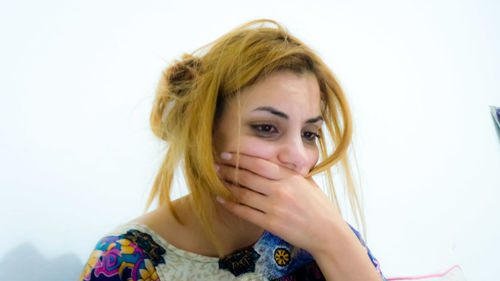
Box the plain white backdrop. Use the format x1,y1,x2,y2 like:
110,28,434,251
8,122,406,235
1,0,499,280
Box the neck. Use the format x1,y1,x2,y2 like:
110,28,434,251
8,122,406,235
177,195,264,257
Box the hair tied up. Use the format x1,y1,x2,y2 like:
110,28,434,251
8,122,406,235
165,54,201,97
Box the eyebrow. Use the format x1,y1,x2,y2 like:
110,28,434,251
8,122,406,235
252,106,323,123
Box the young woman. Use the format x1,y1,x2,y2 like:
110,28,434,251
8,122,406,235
79,19,386,281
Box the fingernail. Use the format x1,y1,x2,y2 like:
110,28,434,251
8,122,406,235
214,164,220,172
216,196,225,204
220,152,232,160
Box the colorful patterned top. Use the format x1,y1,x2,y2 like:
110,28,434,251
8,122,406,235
79,222,386,281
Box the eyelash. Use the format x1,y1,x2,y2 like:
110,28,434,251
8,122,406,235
303,131,321,141
250,124,320,142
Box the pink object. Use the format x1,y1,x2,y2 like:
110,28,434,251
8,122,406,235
387,265,463,281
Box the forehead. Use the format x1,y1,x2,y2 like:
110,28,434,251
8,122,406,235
238,71,321,117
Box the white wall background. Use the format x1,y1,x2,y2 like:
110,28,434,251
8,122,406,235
1,0,499,280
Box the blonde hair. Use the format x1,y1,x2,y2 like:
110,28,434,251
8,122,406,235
148,19,363,256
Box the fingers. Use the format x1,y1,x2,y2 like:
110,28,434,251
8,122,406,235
217,163,271,212
217,163,270,195
219,152,285,180
224,182,270,211
216,196,268,228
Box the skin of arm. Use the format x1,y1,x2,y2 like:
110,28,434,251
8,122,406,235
311,221,383,281
215,152,382,281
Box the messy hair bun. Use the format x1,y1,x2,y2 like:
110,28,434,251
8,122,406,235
165,54,201,97
150,54,201,141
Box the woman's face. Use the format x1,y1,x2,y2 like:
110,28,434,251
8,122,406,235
213,71,322,176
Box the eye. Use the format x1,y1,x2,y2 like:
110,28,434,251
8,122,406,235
302,131,320,142
250,124,278,136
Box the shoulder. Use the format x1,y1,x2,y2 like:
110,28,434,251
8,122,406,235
79,227,167,281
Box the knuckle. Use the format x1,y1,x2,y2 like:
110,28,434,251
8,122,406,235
274,186,290,200
272,187,282,200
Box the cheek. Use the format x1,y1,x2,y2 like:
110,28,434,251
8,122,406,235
309,149,320,169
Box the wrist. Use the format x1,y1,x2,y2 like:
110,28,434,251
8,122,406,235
308,222,382,281
308,220,357,259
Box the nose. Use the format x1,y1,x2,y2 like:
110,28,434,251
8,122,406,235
277,135,309,175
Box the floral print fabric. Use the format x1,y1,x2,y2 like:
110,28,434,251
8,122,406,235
79,222,386,281
80,230,165,281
